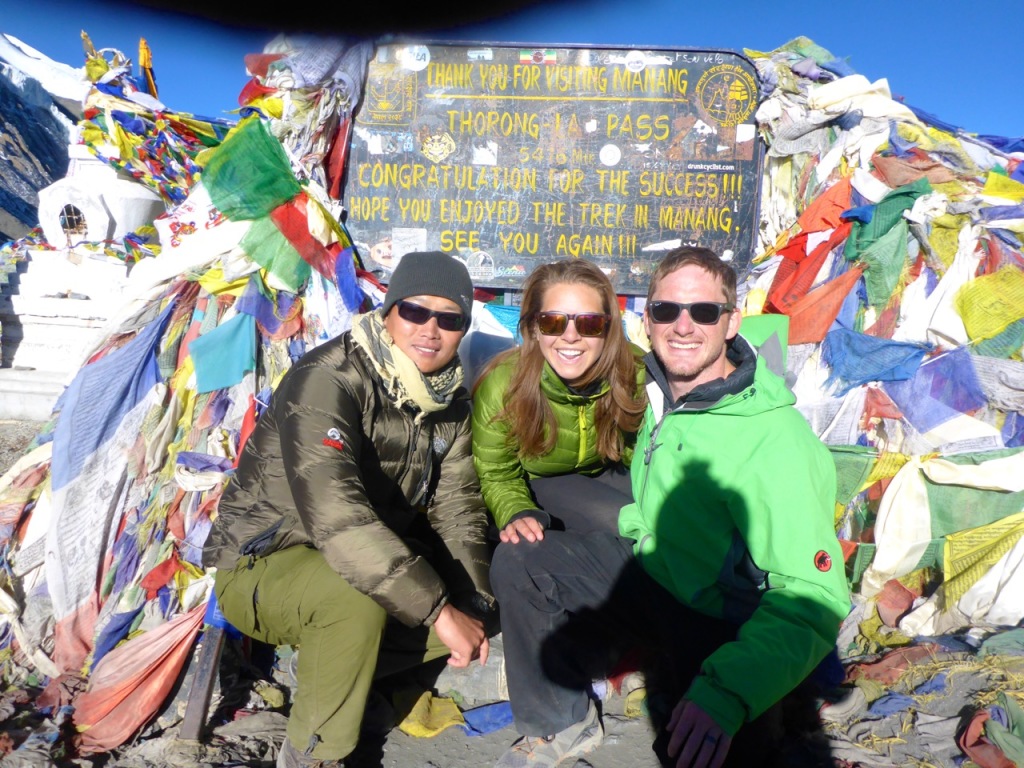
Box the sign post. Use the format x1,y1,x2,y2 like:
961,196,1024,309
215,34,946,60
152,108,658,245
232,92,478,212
344,42,762,294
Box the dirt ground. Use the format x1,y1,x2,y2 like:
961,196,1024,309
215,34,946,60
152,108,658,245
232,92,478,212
353,696,665,768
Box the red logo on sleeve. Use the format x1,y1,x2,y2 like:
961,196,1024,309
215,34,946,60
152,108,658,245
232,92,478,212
814,550,832,572
323,427,344,451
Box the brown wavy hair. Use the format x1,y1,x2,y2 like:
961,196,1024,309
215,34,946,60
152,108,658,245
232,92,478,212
475,259,646,461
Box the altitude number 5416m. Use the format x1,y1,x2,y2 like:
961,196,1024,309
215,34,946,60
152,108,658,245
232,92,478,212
519,146,570,165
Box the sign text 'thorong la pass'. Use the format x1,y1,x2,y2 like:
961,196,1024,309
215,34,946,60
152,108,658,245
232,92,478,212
343,42,762,294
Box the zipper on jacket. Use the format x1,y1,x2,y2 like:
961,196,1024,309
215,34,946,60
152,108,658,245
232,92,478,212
638,415,666,510
409,421,434,507
642,417,665,466
404,420,421,501
577,405,587,465
638,398,710,510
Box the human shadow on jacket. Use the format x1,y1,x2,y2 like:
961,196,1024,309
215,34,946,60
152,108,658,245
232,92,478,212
537,459,843,768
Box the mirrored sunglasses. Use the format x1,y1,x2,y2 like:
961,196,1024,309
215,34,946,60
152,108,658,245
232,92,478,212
536,311,611,337
395,300,466,332
647,300,734,325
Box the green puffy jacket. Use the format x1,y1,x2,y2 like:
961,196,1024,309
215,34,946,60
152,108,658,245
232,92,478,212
619,318,851,736
472,350,642,529
203,331,492,628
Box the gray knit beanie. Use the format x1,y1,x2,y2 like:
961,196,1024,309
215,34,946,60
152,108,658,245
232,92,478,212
382,251,474,321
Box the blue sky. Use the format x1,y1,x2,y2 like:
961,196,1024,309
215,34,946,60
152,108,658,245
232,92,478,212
2,0,1020,139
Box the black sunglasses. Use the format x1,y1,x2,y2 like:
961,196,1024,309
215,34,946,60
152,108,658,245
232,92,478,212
647,300,734,325
395,300,466,332
536,311,611,337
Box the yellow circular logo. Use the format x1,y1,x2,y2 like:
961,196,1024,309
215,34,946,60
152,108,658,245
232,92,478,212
695,64,757,127
421,131,457,163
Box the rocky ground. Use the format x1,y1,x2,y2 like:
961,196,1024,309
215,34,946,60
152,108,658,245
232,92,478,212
0,419,43,472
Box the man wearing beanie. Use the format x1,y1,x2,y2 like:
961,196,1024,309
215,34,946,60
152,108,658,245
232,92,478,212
204,251,494,768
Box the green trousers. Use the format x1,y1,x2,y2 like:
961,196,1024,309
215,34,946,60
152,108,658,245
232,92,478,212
214,544,450,760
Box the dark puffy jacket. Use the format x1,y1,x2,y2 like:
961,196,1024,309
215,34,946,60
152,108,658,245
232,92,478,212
202,331,492,627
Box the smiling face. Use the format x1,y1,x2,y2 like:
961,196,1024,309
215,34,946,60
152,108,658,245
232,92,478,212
643,264,741,401
535,282,608,387
383,294,464,374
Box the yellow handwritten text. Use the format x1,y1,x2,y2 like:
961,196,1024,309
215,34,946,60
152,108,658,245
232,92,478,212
532,201,567,225
638,171,741,198
612,67,688,96
357,163,537,192
658,205,734,233
578,202,627,228
439,199,522,225
447,110,540,139
346,195,391,222
426,62,474,89
547,168,585,193
596,169,631,194
606,114,670,141
440,230,480,251
512,64,542,91
555,233,615,257
544,65,608,93
500,231,540,254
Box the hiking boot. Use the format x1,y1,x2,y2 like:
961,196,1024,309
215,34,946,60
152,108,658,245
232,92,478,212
494,700,603,767
277,736,345,768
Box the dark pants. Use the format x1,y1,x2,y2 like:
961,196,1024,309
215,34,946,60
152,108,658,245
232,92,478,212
490,530,783,767
529,465,632,534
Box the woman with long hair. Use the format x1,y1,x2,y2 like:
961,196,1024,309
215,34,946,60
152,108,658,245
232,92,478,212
472,259,646,543
475,259,646,767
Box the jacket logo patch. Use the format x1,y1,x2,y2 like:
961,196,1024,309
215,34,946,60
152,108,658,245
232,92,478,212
814,550,832,572
323,427,344,451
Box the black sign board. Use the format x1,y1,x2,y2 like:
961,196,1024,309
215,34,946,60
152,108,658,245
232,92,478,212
343,42,762,294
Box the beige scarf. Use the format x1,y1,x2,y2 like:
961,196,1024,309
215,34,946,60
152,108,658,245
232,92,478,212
351,310,464,420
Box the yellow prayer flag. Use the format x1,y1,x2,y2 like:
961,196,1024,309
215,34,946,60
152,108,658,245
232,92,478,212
927,213,968,271
983,172,1024,203
197,268,250,297
305,195,342,246
942,511,1024,605
139,38,158,99
956,266,1024,342
865,451,912,489
247,96,285,119
85,56,109,83
110,122,132,161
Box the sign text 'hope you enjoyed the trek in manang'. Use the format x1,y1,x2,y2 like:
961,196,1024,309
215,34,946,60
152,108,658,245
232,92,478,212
343,42,762,294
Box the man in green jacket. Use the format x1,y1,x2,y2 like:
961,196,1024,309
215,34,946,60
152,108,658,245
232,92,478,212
203,251,494,768
491,247,850,768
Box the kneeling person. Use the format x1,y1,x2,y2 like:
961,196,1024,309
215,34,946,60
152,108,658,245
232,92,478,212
203,251,494,767
490,247,851,768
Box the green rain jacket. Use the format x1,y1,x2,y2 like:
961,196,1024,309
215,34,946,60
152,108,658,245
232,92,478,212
618,317,851,736
472,350,642,529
